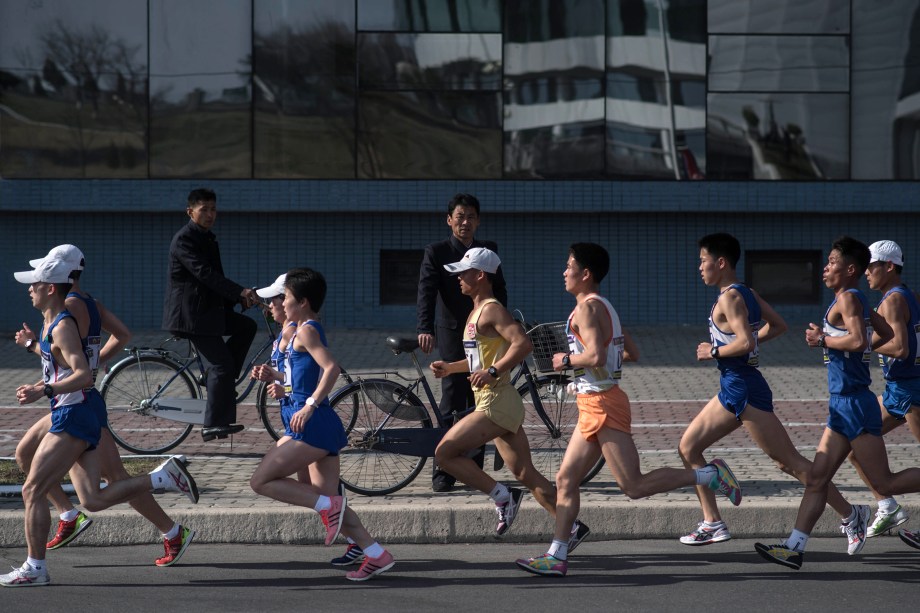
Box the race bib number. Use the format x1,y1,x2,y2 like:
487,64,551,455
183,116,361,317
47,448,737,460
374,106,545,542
464,339,481,372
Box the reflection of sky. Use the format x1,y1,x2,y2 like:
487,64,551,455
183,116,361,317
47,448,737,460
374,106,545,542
709,93,848,164
0,0,146,73
255,0,354,34
413,34,500,68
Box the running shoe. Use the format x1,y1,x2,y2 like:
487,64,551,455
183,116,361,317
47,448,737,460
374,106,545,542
331,544,365,566
867,505,910,538
567,520,591,554
155,525,196,567
706,459,742,506
495,487,524,537
898,528,920,551
515,554,567,577
754,542,803,570
321,495,346,546
680,521,732,546
47,511,93,550
150,456,200,504
0,564,50,588
345,550,395,581
840,504,870,555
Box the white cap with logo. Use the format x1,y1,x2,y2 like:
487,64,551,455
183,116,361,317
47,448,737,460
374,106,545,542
444,247,501,274
256,273,287,298
29,244,85,272
869,240,904,266
14,251,77,284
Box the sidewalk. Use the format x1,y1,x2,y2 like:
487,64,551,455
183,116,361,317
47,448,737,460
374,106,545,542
2,326,919,547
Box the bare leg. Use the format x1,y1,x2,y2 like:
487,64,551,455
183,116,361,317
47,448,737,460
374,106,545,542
493,426,556,515
434,412,508,495
552,429,602,542
793,428,851,534
600,428,697,499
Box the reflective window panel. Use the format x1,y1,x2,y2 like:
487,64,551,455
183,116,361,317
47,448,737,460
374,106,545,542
358,33,501,90
0,0,148,178
149,0,251,178
357,91,501,178
507,0,605,43
707,93,849,180
709,36,849,93
358,0,501,32
851,0,920,179
708,0,849,34
254,0,355,178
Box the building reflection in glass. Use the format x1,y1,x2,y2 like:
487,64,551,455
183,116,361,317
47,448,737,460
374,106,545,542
254,0,355,178
149,0,251,178
708,93,849,180
0,0,148,178
358,0,501,32
708,0,849,35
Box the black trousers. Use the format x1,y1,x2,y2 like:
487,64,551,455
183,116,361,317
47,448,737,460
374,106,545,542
184,311,257,427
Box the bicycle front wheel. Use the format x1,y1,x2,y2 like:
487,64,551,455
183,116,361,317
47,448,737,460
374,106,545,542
100,355,198,454
330,379,432,496
517,374,605,485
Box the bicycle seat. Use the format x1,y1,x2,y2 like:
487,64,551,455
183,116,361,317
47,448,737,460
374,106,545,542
386,336,419,355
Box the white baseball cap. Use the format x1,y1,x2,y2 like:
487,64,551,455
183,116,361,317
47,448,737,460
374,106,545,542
14,252,76,284
869,240,904,266
444,247,501,274
256,273,287,298
29,244,85,271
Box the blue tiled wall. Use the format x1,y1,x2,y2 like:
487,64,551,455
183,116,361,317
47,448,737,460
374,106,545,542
1,180,918,335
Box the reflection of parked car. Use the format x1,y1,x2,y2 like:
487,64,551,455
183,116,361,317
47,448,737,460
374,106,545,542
678,146,704,179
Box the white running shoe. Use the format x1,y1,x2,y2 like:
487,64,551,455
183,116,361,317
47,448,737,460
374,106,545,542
0,564,50,588
680,521,732,546
150,457,200,503
867,505,910,538
840,504,870,555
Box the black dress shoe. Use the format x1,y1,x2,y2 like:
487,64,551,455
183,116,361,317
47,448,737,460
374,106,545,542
432,472,456,493
201,424,245,441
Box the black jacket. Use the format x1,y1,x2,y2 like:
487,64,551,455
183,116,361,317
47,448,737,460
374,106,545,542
161,220,245,336
416,235,508,334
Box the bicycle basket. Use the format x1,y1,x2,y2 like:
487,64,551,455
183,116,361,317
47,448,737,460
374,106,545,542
526,322,569,373
361,380,428,421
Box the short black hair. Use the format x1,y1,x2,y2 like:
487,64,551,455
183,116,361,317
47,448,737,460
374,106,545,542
569,242,610,284
832,236,870,275
448,193,480,216
698,233,741,269
187,188,217,207
284,267,327,313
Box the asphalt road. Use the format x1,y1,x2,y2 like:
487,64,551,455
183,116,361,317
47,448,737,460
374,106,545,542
1,538,918,612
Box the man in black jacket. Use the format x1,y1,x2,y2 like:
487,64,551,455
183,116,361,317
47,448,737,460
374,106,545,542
162,188,258,441
417,193,507,491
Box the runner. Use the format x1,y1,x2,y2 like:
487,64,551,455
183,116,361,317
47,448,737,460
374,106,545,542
14,245,196,567
3,251,198,588
515,243,741,577
248,268,395,581
678,233,865,554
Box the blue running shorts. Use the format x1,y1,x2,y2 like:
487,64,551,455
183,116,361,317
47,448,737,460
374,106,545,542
828,388,882,440
882,378,920,420
50,394,103,450
282,402,347,455
718,370,774,419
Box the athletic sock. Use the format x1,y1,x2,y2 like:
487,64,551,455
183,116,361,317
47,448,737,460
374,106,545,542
547,540,568,561
346,537,357,545
702,520,724,529
879,497,899,514
489,483,510,505
314,496,331,513
363,542,385,559
163,523,180,540
694,465,717,485
60,508,80,522
784,530,809,552
25,557,45,573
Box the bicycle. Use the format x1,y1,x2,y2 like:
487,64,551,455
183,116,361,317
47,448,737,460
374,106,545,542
99,309,351,454
329,317,605,496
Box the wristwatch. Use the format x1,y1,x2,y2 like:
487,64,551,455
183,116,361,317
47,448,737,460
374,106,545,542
43,384,54,398
710,346,720,359
305,397,316,407
817,335,826,348
561,354,572,368
24,338,36,353
487,366,499,379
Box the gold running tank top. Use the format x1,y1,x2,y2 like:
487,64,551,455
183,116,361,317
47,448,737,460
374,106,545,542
463,298,510,390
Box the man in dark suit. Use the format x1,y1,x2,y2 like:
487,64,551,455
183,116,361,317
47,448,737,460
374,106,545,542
417,193,507,491
162,188,258,442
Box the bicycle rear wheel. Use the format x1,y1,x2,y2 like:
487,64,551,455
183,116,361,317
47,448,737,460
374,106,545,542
100,355,198,454
517,374,605,485
330,379,432,496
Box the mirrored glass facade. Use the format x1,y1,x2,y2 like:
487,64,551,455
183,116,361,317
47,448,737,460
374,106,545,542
3,0,920,180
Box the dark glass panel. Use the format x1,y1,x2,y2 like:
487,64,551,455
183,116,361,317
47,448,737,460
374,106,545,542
507,0,605,43
0,0,148,178
253,0,355,178
505,121,605,178
357,91,501,178
149,0,251,178
605,121,673,178
358,33,501,90
358,0,501,32
709,35,849,93
707,93,849,180
708,0,849,34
